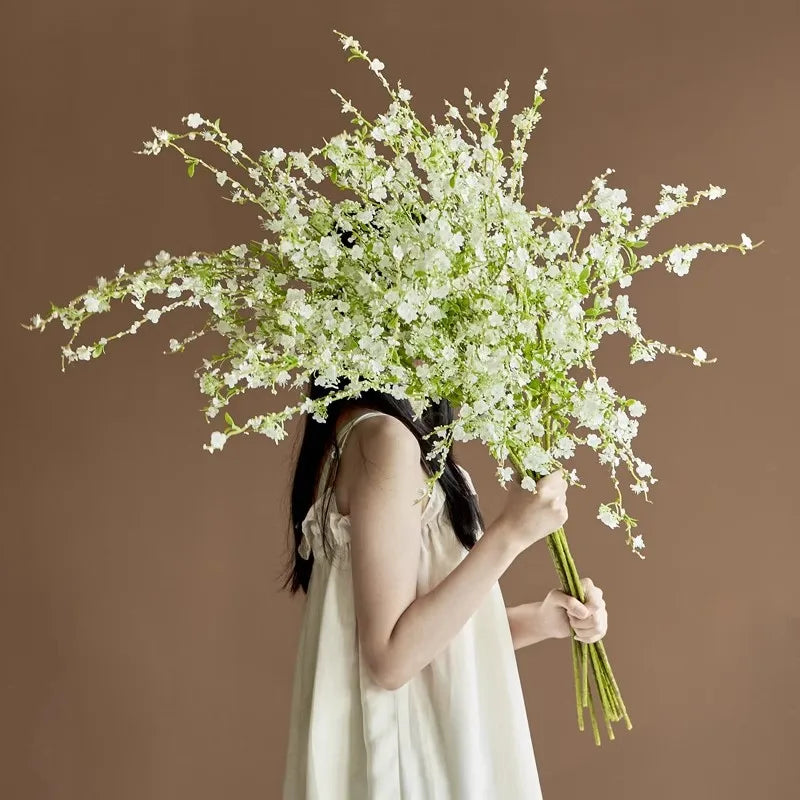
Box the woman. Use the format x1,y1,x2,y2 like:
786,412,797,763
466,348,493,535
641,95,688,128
280,380,608,799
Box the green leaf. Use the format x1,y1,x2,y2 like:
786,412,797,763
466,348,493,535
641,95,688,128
577,265,591,295
585,306,608,319
224,412,235,428
187,160,196,178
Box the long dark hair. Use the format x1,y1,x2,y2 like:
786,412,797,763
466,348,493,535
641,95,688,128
280,375,484,595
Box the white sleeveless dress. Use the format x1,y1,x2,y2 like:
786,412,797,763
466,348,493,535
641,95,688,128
282,410,543,799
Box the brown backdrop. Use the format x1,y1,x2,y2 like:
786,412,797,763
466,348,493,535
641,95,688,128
3,2,798,798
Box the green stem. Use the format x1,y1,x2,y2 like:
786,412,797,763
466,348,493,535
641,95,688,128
581,641,589,708
571,637,585,731
585,670,601,746
545,532,570,591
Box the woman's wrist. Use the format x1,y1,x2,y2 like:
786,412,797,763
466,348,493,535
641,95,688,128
483,514,526,562
507,601,552,650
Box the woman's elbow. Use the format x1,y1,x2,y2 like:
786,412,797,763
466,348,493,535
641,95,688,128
365,650,409,691
374,670,409,692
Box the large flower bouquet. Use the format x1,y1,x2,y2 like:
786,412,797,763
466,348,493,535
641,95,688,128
23,30,761,744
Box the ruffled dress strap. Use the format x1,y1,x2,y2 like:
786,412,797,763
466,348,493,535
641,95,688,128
317,410,389,491
298,411,392,561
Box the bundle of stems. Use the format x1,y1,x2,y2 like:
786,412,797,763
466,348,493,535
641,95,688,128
508,429,632,745
546,526,632,745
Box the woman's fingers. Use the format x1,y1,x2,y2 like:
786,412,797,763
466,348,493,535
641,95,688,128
568,613,600,632
574,612,607,636
568,596,605,622
580,577,603,601
568,598,607,634
564,577,609,642
576,578,605,617
573,631,604,644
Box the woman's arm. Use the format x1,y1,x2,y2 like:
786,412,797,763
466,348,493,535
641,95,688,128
347,415,523,691
506,602,552,650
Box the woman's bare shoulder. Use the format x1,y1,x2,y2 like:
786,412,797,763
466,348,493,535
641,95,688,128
336,412,422,513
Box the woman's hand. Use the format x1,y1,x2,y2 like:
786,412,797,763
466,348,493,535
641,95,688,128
539,577,608,644
492,468,569,555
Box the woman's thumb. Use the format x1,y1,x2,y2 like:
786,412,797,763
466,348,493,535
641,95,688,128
549,589,589,619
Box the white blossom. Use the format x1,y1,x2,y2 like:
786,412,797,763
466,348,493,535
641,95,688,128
207,431,227,452
629,400,646,417
597,503,620,529
692,346,707,363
